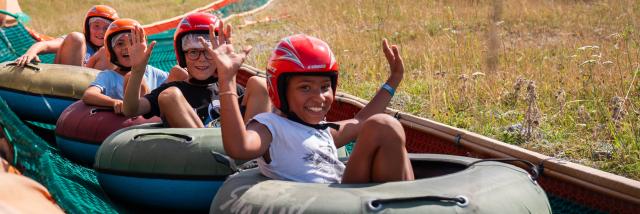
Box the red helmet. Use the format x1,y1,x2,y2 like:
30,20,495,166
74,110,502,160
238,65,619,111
84,5,119,49
174,12,221,68
267,34,339,113
104,18,141,69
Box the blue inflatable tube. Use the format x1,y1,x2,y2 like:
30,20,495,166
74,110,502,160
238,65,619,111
0,89,75,124
0,62,99,123
55,136,100,165
94,124,240,212
97,173,224,211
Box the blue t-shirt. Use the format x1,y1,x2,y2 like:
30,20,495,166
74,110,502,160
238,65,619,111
89,65,168,100
84,44,96,65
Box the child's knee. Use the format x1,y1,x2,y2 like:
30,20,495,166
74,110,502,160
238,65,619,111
247,76,268,95
64,32,85,45
158,87,183,105
363,114,405,144
364,114,401,129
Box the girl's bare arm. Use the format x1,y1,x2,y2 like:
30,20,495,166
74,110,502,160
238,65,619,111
332,39,404,147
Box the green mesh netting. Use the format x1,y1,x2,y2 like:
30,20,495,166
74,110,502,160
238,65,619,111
25,120,56,130
345,141,354,154
0,22,55,63
548,194,606,214
0,97,116,213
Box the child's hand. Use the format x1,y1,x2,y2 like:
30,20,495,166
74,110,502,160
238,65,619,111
199,21,252,83
128,26,156,74
113,99,124,115
382,39,404,81
14,52,40,66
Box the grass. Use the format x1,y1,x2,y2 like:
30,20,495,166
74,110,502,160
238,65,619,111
21,0,640,180
227,0,640,180
20,0,216,37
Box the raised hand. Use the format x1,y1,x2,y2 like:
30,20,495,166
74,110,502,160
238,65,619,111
382,39,404,81
127,25,156,73
199,20,252,83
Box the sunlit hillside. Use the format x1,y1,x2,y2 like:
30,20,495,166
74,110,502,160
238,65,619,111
229,0,640,180
21,0,215,37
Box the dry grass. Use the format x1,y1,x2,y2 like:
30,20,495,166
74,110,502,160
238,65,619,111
228,0,640,179
20,0,215,37
22,0,640,180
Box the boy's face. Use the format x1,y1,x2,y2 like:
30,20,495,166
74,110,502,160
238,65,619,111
112,33,132,67
89,19,110,47
185,48,216,80
286,75,333,124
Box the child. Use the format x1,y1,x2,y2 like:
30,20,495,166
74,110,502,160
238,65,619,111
14,5,117,70
82,18,176,114
122,12,270,128
211,32,414,183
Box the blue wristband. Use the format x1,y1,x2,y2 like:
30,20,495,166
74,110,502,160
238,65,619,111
381,83,395,96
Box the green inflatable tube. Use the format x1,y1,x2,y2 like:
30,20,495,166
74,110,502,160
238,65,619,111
210,154,551,213
94,123,247,211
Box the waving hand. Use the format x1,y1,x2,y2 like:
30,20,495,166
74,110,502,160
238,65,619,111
198,20,252,83
127,26,156,73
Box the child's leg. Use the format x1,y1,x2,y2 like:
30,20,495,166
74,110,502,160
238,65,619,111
158,87,204,128
53,32,86,66
342,114,414,183
241,76,271,123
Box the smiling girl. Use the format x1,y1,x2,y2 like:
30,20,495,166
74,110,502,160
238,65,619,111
210,33,414,183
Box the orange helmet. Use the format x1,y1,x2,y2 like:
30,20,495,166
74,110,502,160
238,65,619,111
104,18,141,69
84,5,119,49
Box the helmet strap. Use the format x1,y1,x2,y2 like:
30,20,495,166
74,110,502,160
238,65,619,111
285,112,340,130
